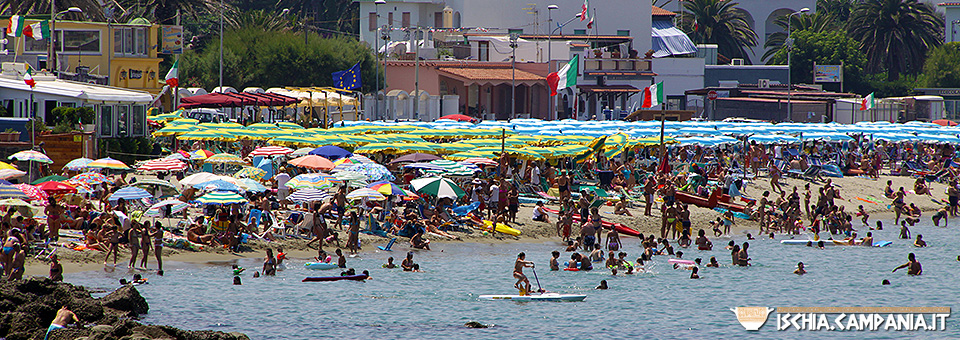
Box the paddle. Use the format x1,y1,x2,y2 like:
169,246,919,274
531,266,544,293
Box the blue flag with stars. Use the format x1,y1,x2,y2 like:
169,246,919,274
332,62,362,90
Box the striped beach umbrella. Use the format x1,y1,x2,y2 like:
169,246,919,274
246,123,282,130
288,188,332,203
410,177,465,199
346,188,386,201
87,157,130,170
248,146,294,157
285,173,336,190
179,130,237,142
152,124,205,137
237,178,268,192
132,178,178,189
138,158,187,172
205,153,248,165
0,169,27,180
143,198,190,217
13,184,47,201
234,166,266,181
70,172,110,186
9,150,53,164
367,181,404,196
0,199,31,207
109,187,153,202
36,181,77,194
0,184,31,199
195,191,248,205
461,157,499,166
63,158,94,170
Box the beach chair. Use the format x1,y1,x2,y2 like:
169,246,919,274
377,237,396,251
248,209,263,233
268,211,290,237
363,214,389,237
284,212,305,237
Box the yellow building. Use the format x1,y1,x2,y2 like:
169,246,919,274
1,18,167,94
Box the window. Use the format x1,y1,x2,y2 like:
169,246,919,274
114,27,148,56
617,30,630,36
574,29,586,35
434,12,443,28
402,12,410,27
388,13,394,27
131,105,146,137
478,41,489,62
369,13,377,31
117,105,128,136
99,105,113,137
55,30,101,53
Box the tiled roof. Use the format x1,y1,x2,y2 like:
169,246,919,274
938,2,960,5
652,6,676,16
438,67,545,81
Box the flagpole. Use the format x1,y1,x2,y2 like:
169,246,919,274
29,84,35,181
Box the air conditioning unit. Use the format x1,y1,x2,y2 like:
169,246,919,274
731,58,744,66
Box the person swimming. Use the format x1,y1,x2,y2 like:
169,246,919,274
892,253,922,275
794,262,806,275
382,257,397,269
596,280,608,289
706,257,719,268
690,267,700,279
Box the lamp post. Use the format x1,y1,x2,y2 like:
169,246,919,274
413,27,421,119
374,0,385,120
219,0,224,91
786,7,809,122
50,7,82,74
509,32,519,120
547,4,557,120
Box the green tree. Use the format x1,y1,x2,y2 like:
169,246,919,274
848,0,942,81
768,30,869,93
816,0,855,23
680,0,758,63
761,12,838,63
1,0,104,21
918,42,960,88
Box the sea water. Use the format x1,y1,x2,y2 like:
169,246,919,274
65,219,960,339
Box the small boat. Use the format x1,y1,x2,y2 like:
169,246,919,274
478,293,586,302
304,262,339,270
302,274,368,282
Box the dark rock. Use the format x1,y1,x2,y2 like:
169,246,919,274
99,286,149,318
464,321,490,328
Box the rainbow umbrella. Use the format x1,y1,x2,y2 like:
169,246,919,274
205,153,248,165
195,191,248,205
9,150,53,164
367,181,404,196
285,173,336,190
70,172,110,185
63,158,94,170
189,149,215,160
14,184,48,201
345,188,386,201
234,166,267,181
87,157,130,170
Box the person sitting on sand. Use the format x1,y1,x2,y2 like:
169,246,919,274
49,255,63,282
914,234,927,247
532,201,550,223
410,228,431,250
794,262,806,275
884,180,895,199
892,253,922,275
613,197,632,216
914,177,931,196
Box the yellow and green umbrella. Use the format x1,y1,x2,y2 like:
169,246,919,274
179,130,238,142
153,124,205,137
205,153,248,165
246,123,283,130
168,118,199,125
276,122,305,130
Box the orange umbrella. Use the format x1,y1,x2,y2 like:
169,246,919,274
932,119,958,127
288,155,335,170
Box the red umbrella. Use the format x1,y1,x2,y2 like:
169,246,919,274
35,181,78,194
932,119,957,127
438,114,477,122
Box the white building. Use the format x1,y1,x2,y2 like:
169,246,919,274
940,2,960,43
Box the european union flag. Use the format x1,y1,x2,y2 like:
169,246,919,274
332,62,362,90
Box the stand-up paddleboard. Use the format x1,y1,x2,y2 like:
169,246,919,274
304,262,339,270
481,220,521,236
478,293,586,302
302,274,368,282
378,237,397,251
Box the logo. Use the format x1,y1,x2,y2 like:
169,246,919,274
730,307,775,330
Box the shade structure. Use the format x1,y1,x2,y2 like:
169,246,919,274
234,166,267,181
30,175,68,185
288,155,335,170
308,145,353,160
13,184,46,201
180,130,238,142
344,163,394,182
367,181,404,196
138,158,187,171
389,153,440,164
109,187,153,202
87,157,130,170
410,177,465,199
285,173,337,190
36,181,77,194
165,153,189,161
287,188,332,203
189,149,215,160
0,169,25,180
205,153,248,165
249,146,294,157
179,92,299,109
461,157,499,166
194,179,243,193
143,198,190,217
195,191,248,205
236,178,268,192
9,150,53,164
63,158,94,170
70,172,110,186
438,114,478,122
346,188,386,201
131,178,178,189
152,124,205,137
180,172,219,187
291,147,314,157
0,184,30,199
0,199,31,207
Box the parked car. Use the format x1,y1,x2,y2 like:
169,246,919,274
186,108,228,123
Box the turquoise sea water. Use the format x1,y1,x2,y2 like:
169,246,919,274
65,219,960,339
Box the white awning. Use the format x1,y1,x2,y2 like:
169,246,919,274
0,77,153,103
652,19,697,58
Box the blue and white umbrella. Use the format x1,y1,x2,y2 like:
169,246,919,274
194,179,243,192
288,188,332,203
237,178,269,192
345,163,395,182
109,187,153,202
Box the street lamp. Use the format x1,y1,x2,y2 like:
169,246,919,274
509,32,519,120
374,0,385,120
219,0,224,91
548,11,582,120
786,7,809,122
50,7,82,74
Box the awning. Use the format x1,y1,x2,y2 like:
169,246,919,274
652,19,697,58
438,67,546,86
179,92,299,109
577,85,642,93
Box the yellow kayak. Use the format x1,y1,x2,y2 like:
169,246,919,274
482,220,521,236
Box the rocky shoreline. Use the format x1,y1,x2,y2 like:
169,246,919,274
0,278,248,340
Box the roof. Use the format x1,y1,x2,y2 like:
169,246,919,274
577,85,643,93
583,71,658,77
652,6,677,16
719,97,826,104
438,67,545,83
511,34,633,41
938,2,960,5
0,76,153,103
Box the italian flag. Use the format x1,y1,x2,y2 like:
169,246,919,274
547,55,578,96
860,92,874,111
6,15,25,37
25,20,50,40
164,59,179,87
24,65,35,88
580,0,589,21
642,81,664,108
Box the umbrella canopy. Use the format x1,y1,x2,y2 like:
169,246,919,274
236,178,268,192
36,181,77,194
63,158,94,170
195,191,248,205
461,157,499,166
932,119,957,127
109,187,153,202
30,175,68,185
180,172,220,186
249,146,294,157
143,198,190,217
194,179,243,192
189,149,215,160
438,114,478,122
0,169,26,180
291,147,314,157
234,166,267,180
346,188,386,201
288,188,332,203
138,158,187,172
0,199,31,207
87,157,130,170
285,173,337,190
389,153,441,164
13,184,46,201
205,153,248,165
308,145,353,160
9,150,53,164
288,155,335,170
410,177,465,199
367,181,404,196
345,163,394,182
0,184,30,199
70,172,110,186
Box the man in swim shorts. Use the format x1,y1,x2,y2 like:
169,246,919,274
45,305,79,340
893,253,922,275
513,252,535,295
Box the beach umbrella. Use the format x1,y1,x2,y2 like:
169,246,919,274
164,152,189,161
345,163,394,182
249,146,294,157
276,122,304,130
401,188,420,201
179,130,238,142
246,123,283,130
308,145,353,160
0,169,26,180
346,188,386,201
333,170,366,181
9,150,53,164
0,162,15,171
180,172,219,187
438,114,477,122
234,166,267,181
236,178,268,192
13,184,46,201
367,181,404,196
195,191,247,205
0,199,31,207
194,179,243,192
143,198,190,218
285,173,337,190
205,153,248,165
62,158,94,170
289,155,335,170
410,177,465,199
62,180,94,194
288,188,332,203
152,124,204,137
36,181,77,194
460,157,499,166
132,178,178,189
189,149,215,160
30,175,68,185
109,187,153,202
70,172,110,186
87,157,130,170
137,158,187,172
291,147,314,157
168,118,199,125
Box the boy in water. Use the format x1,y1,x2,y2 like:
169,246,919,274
383,257,397,268
857,205,869,227
513,252,535,295
549,251,560,271
914,234,927,247
794,262,806,275
892,253,922,275
899,221,911,239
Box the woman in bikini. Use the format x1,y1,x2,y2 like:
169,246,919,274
151,222,164,272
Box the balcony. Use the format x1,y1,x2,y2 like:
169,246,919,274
582,58,653,77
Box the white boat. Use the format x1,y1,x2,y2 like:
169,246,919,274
478,293,586,302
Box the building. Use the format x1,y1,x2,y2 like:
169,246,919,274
1,17,170,94
940,2,960,43
915,88,960,120
685,84,857,122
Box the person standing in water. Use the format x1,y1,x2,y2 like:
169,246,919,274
513,252,535,295
892,253,922,275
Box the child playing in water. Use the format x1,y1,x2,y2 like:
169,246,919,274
382,257,397,268
336,249,346,268
706,256,719,267
689,267,700,279
794,262,806,275
899,221,911,239
549,251,560,271
857,205,869,227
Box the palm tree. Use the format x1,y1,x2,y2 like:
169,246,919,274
762,12,839,63
116,0,221,24
1,0,104,21
848,0,942,81
680,0,758,63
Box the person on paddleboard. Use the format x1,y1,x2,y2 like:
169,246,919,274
514,252,536,295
